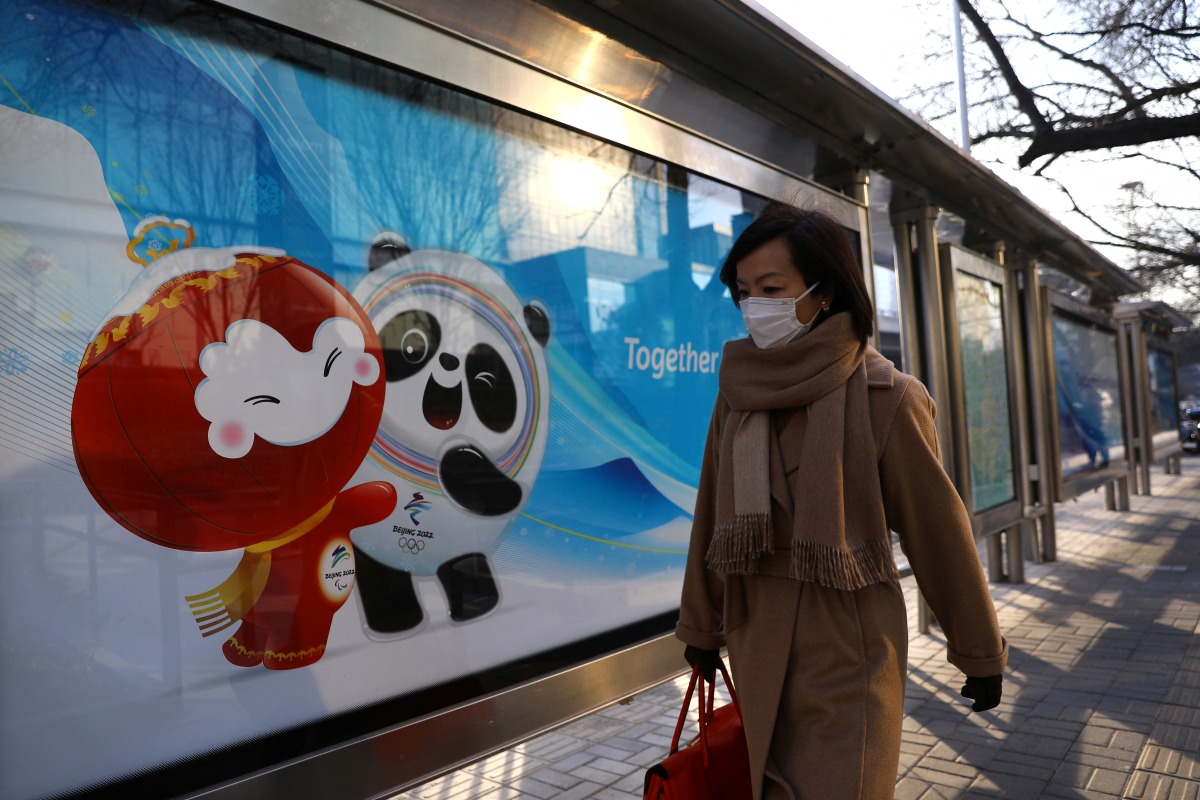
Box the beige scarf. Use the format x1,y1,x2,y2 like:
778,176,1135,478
705,313,898,589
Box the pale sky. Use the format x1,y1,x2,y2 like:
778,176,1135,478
749,0,937,107
749,0,1183,279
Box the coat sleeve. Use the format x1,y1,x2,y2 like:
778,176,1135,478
880,379,1008,677
675,398,728,650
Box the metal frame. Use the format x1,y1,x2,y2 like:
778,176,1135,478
1017,258,1057,562
1044,291,1132,503
205,0,867,234
1122,320,1185,493
1146,343,1184,460
939,244,1025,536
182,634,684,799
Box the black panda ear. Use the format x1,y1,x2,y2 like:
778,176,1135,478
523,304,550,347
368,232,411,272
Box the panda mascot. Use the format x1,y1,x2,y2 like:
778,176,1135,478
349,234,551,635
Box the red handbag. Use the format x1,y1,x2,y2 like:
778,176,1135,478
643,660,752,799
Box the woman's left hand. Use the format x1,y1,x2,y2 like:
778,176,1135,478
960,674,1002,712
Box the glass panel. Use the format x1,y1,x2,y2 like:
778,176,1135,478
873,264,902,366
955,271,1016,511
0,0,787,796
1147,348,1178,434
868,172,896,270
868,171,904,368
1050,311,1127,475
936,209,966,246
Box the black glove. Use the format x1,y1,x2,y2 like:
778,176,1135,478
961,674,1002,712
683,645,720,682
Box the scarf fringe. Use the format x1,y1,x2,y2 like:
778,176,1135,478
789,537,898,590
706,513,772,574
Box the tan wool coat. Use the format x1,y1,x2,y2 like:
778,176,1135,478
676,355,1008,800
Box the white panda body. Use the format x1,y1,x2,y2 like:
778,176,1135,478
349,248,550,631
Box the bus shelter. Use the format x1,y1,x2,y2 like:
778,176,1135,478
869,179,1140,629
0,0,1161,796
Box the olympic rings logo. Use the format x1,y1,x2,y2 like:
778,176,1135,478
399,536,426,553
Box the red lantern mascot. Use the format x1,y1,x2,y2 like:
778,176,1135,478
72,246,397,669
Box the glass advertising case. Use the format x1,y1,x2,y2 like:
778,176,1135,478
0,0,869,797
1148,346,1180,443
1047,296,1128,495
942,245,1022,535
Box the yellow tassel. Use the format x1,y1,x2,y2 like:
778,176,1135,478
182,499,335,636
185,551,272,637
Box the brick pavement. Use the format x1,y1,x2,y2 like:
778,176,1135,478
391,457,1199,799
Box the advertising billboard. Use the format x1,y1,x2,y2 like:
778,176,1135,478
1050,310,1126,476
954,270,1016,512
0,0,781,794
1147,347,1178,435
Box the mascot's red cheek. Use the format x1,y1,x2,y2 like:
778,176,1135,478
71,253,384,552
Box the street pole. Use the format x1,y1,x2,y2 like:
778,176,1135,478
952,0,970,151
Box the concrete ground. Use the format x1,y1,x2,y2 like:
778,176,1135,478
392,456,1200,799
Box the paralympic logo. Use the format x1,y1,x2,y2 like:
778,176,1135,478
404,491,431,526
327,544,354,593
329,545,351,569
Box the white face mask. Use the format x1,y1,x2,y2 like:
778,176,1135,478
739,281,822,349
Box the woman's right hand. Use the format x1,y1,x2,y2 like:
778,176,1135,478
683,644,720,682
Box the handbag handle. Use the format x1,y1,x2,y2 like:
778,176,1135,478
669,658,743,770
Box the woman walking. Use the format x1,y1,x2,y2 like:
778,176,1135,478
677,203,1007,800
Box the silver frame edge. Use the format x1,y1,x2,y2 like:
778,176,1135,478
181,634,684,799
202,0,864,228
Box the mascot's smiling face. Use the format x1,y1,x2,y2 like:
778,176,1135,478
355,247,550,518
379,299,524,462
196,317,381,459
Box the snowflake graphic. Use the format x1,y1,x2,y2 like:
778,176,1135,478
135,184,149,196
240,174,285,217
81,104,97,117
23,247,58,275
61,350,82,368
0,346,32,376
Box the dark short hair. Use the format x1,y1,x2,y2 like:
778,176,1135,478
719,203,875,342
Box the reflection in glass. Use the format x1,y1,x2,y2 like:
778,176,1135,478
955,272,1015,511
1148,348,1178,435
1051,312,1126,475
873,265,901,365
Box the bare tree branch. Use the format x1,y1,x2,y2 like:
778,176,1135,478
957,0,1051,133
1018,111,1200,166
1003,13,1137,108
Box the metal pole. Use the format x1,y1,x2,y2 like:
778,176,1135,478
891,216,923,379
1116,319,1140,494
938,244,974,514
1001,265,1032,577
892,201,940,629
848,169,878,335
1132,322,1153,494
1021,259,1056,561
952,0,971,151
915,207,955,470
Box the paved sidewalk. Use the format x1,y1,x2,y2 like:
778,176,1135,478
393,458,1200,800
